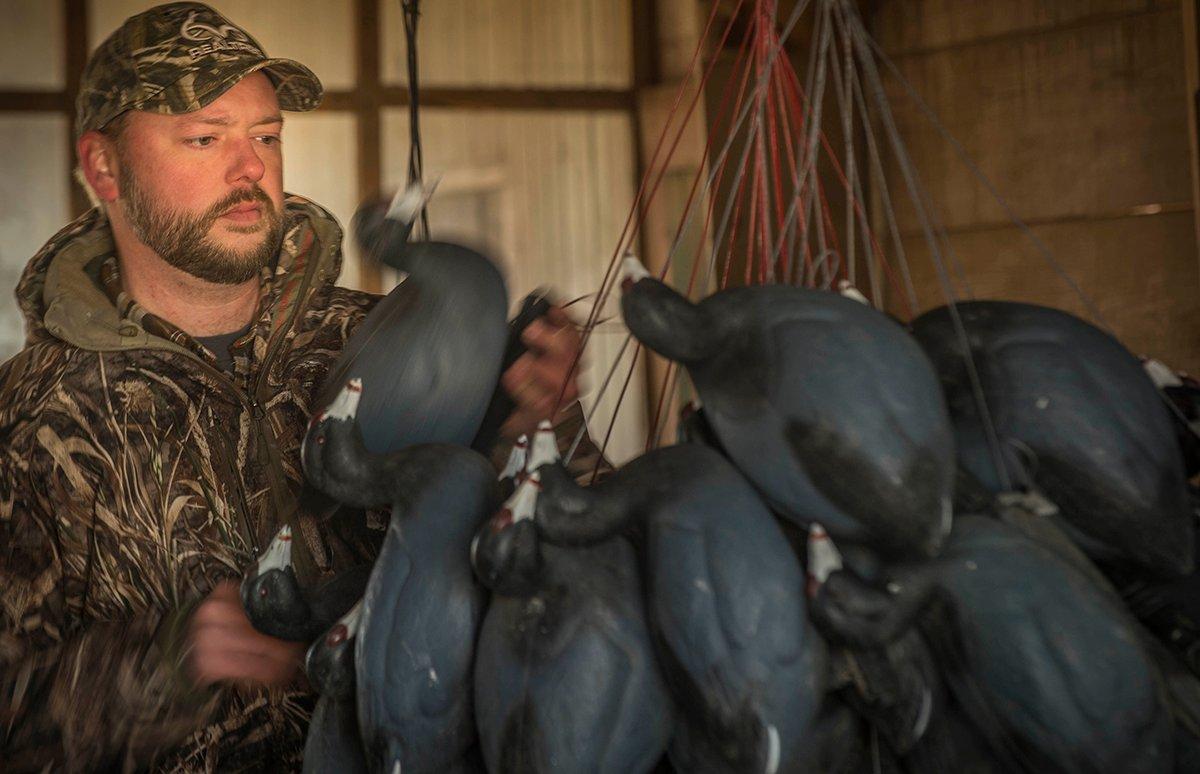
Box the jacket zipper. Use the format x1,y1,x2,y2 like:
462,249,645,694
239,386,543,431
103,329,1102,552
181,241,324,561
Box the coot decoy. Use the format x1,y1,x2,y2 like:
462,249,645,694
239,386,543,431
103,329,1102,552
303,379,498,773
240,525,371,642
470,432,675,773
314,184,509,454
534,442,827,773
620,259,954,559
911,301,1194,577
815,515,1174,773
303,601,368,774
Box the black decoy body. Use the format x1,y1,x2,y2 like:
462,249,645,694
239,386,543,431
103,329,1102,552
240,525,371,642
314,185,509,454
302,380,498,774
619,261,954,559
470,428,676,773
813,515,1174,773
911,301,1194,577
534,442,826,774
303,601,368,774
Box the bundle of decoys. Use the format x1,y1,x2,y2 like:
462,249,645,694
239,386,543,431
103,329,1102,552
239,197,1200,771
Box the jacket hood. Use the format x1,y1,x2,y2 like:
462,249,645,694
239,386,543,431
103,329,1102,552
13,194,346,354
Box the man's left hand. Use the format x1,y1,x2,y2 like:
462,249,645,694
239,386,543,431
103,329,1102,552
500,306,582,441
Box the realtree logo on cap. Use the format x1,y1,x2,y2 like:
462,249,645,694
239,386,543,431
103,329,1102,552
180,10,261,60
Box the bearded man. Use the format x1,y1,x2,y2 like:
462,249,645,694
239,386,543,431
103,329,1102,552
0,3,596,770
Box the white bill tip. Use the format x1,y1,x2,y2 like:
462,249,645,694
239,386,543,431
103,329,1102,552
806,522,843,587
507,472,541,524
386,177,441,224
499,434,529,481
836,280,870,305
528,420,560,470
258,524,293,573
621,252,651,287
1143,358,1183,389
325,378,362,422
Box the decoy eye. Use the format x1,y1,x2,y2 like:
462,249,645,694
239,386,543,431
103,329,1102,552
327,624,348,647
259,586,269,599
316,434,325,445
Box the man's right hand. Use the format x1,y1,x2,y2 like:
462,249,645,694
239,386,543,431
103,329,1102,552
185,580,305,689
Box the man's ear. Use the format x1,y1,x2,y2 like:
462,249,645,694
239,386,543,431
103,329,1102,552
77,130,121,203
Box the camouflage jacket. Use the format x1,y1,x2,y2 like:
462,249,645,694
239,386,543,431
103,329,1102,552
0,196,602,772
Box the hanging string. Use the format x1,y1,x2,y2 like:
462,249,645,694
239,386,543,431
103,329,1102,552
402,0,430,241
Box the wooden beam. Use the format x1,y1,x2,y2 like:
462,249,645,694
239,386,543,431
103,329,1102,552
632,0,661,88
64,0,90,216
318,87,634,112
0,92,70,111
885,4,1176,60
1184,0,1200,266
354,0,383,293
379,86,633,111
896,200,1195,240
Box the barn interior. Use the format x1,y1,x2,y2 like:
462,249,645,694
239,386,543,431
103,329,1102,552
3,0,1198,463
5,3,1200,771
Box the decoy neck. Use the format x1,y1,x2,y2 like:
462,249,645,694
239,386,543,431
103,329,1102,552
535,443,743,547
533,461,636,546
302,379,393,509
621,275,723,364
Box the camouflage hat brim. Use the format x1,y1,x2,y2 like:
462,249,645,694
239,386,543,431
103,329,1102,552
128,57,323,122
75,3,325,136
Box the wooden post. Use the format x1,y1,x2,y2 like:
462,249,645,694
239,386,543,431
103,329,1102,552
631,0,712,446
1184,0,1200,266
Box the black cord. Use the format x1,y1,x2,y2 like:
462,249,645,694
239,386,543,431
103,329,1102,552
402,0,430,240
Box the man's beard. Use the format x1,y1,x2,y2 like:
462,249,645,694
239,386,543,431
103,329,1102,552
119,164,283,285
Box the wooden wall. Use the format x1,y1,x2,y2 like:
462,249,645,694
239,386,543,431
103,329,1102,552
874,0,1200,371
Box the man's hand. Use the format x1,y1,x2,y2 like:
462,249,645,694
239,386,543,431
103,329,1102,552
185,580,305,689
500,306,582,441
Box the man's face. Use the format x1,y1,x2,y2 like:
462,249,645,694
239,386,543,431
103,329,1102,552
113,72,286,284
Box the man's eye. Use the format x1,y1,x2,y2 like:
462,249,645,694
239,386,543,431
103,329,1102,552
186,136,216,147
256,135,281,147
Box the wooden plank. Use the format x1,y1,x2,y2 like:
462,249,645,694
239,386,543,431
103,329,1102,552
377,86,633,110
354,0,382,293
64,0,88,216
876,0,1175,55
883,8,1191,230
1184,0,1200,264
0,91,70,111
891,211,1200,372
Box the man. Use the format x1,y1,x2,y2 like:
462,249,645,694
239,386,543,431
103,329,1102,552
0,3,594,770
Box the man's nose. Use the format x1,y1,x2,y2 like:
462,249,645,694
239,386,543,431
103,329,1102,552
227,136,266,183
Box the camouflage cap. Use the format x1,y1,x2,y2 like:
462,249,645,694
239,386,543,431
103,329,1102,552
75,2,322,136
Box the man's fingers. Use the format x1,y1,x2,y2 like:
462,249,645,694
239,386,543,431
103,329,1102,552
521,314,581,361
544,305,572,328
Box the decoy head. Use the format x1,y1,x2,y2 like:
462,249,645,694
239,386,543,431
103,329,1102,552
240,525,310,638
305,599,363,700
471,473,544,596
805,525,924,648
351,181,438,268
302,378,364,492
619,253,722,363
